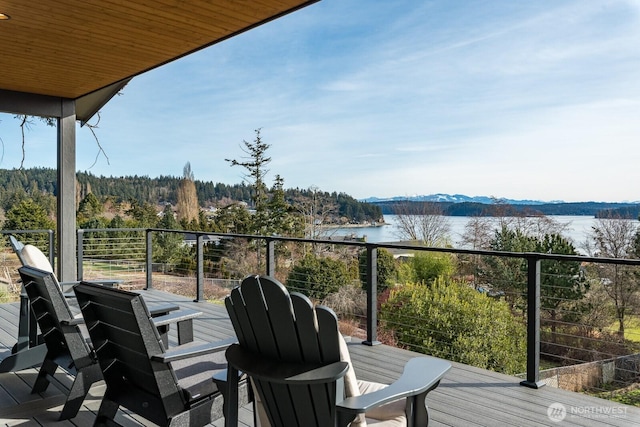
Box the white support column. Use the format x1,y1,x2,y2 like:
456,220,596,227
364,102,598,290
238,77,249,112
57,100,77,282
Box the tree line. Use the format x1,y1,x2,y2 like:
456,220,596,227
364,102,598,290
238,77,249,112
375,200,640,218
0,167,381,224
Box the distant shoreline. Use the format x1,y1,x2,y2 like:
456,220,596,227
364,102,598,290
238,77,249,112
322,222,388,229
323,215,609,252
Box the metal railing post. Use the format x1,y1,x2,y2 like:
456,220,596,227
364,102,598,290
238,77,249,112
48,229,55,270
195,234,204,302
266,238,275,277
76,229,84,280
520,254,545,388
363,244,380,346
146,230,153,290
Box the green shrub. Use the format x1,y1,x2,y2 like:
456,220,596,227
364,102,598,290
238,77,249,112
398,252,455,285
380,278,526,375
286,253,352,300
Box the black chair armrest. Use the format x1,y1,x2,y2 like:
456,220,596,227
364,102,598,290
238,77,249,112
148,302,180,316
61,305,180,326
285,361,350,385
62,279,122,289
153,337,236,363
225,344,349,385
63,280,123,298
151,308,202,328
337,357,451,416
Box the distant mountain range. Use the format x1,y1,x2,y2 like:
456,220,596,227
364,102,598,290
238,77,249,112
361,194,545,205
361,194,638,205
361,194,640,218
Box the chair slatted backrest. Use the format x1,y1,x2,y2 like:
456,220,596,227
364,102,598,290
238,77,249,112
73,282,186,422
18,266,92,370
225,275,342,427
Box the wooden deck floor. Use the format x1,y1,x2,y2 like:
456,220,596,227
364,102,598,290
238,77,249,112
1,288,639,426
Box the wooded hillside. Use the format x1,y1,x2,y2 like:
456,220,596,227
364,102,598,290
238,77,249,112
374,200,640,218
0,168,382,223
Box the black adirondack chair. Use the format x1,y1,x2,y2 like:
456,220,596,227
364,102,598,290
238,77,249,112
223,275,452,427
17,265,103,420
2,235,118,373
0,237,51,373
3,237,192,375
73,281,233,427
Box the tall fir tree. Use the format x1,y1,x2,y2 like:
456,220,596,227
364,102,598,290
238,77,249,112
225,129,271,234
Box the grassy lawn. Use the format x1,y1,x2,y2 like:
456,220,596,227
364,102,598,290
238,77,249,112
591,383,640,407
83,262,142,271
587,316,640,407
540,359,562,370
623,316,640,343
82,261,144,273
606,316,640,343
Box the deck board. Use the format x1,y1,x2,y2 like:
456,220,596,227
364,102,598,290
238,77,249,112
1,288,639,426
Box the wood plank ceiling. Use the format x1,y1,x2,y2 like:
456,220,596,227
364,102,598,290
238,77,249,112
0,0,319,100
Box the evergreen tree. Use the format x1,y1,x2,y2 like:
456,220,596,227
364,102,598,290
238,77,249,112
153,205,185,267
3,199,55,231
225,128,271,234
126,200,158,227
3,198,56,247
267,175,302,237
536,234,589,336
212,204,252,234
1,188,29,212
482,225,536,308
77,192,103,223
157,205,179,230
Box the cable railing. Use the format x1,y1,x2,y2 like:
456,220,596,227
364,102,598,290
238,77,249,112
2,227,640,403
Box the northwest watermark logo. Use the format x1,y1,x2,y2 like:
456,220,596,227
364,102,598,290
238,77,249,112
547,402,628,422
547,403,566,422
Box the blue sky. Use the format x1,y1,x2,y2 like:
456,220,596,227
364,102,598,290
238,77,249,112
1,0,640,203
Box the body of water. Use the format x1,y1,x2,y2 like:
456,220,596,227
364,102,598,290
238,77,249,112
329,215,620,253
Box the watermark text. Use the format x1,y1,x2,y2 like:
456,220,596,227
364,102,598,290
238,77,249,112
547,402,628,423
